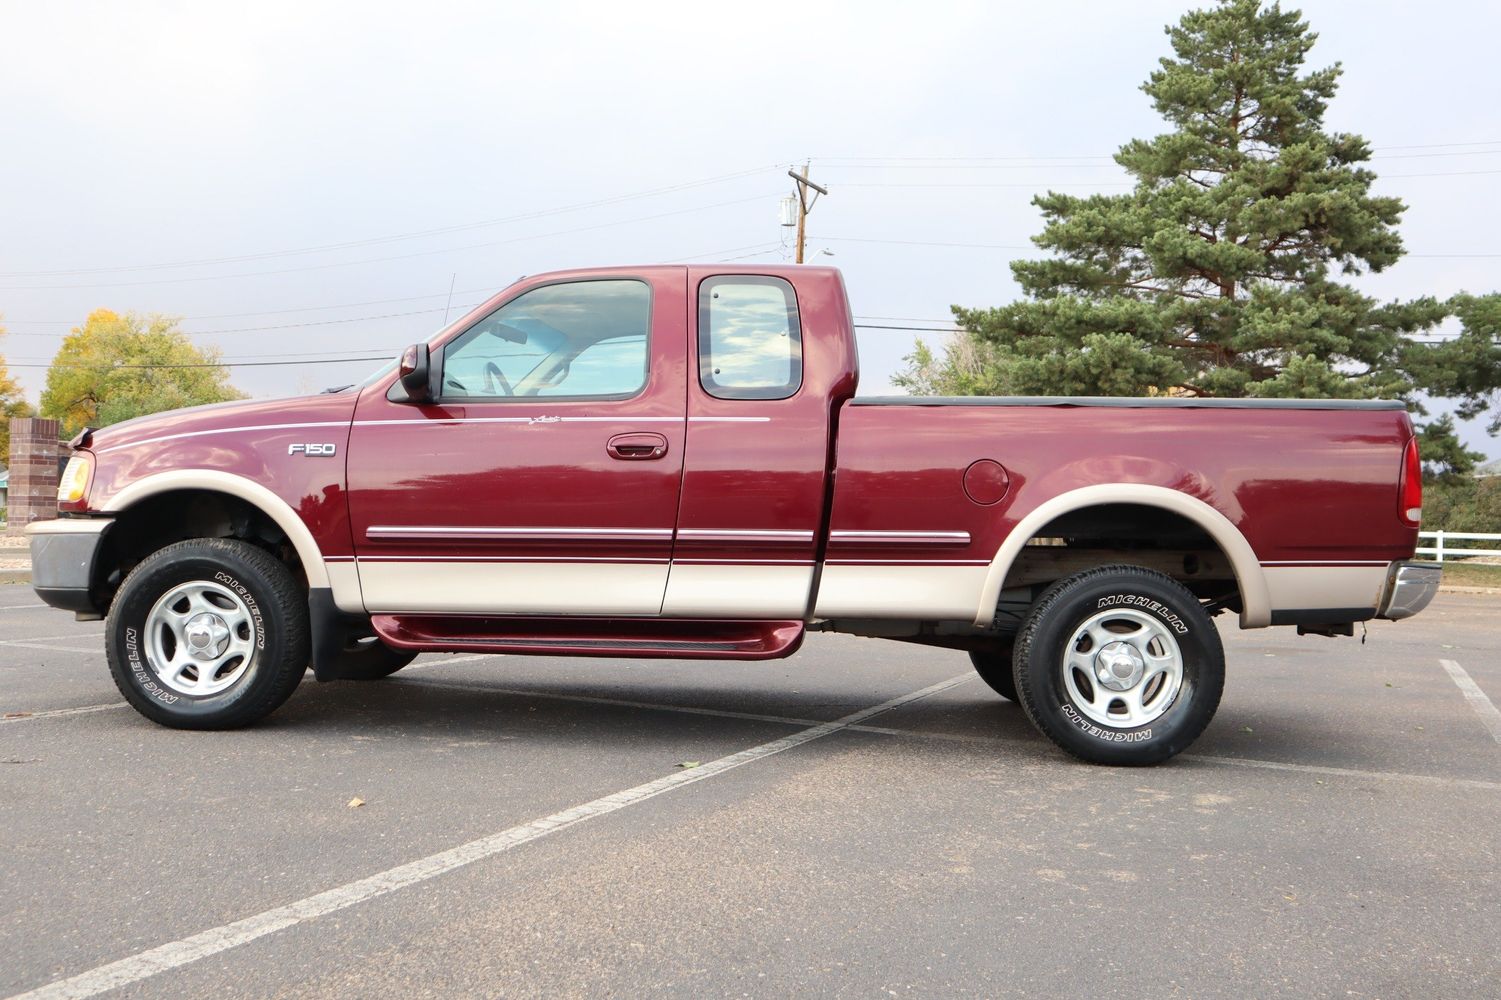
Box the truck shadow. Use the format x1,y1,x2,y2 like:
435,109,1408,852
249,672,1414,775
257,672,1049,753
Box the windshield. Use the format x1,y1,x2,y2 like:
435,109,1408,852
348,356,400,391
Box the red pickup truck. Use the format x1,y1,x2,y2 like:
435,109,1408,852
29,265,1440,764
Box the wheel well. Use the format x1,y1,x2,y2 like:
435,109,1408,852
93,489,306,607
998,502,1244,622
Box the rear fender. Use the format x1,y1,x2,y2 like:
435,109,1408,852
977,483,1271,629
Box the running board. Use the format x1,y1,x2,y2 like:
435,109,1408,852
371,615,805,660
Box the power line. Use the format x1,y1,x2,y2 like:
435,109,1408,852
854,324,962,333
664,241,784,263
822,236,1031,250
0,306,477,339
5,355,391,370
0,166,782,279
814,140,1501,162
818,235,1501,258
0,194,777,292
820,150,1501,168
0,288,500,326
830,167,1501,189
836,181,1135,189
4,325,1482,369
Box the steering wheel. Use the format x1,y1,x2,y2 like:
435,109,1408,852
483,362,514,397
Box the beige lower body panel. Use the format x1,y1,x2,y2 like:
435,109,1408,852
325,561,366,614
356,561,669,616
1262,565,1388,615
813,564,991,620
662,563,814,618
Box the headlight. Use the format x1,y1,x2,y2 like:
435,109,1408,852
57,453,94,506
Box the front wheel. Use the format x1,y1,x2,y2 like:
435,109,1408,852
1014,565,1224,766
105,538,310,729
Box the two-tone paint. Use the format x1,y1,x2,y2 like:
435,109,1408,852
46,264,1425,657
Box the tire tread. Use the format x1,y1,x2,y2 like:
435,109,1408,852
1013,564,1224,765
105,538,309,729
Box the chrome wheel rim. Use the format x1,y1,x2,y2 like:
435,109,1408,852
144,581,257,697
1062,607,1184,729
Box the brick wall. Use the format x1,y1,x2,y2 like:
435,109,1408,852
6,418,63,535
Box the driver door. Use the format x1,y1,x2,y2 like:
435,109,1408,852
345,269,688,616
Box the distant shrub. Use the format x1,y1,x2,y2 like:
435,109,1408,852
1425,475,1501,533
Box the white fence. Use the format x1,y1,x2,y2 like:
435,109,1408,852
1417,531,1501,562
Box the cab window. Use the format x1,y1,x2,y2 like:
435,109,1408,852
441,279,651,400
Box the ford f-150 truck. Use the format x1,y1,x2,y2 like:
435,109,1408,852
28,265,1441,764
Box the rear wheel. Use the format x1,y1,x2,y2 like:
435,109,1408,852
968,644,1017,702
105,538,310,729
1014,565,1224,766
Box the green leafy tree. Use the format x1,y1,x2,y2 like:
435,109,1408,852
899,0,1499,473
40,309,245,437
1424,474,1501,533
1,320,40,461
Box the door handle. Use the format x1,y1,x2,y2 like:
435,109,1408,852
606,432,670,461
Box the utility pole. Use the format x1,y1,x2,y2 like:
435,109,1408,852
787,162,828,264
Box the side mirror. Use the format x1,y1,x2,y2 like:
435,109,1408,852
397,343,433,403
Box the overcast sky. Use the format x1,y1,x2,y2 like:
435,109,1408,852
1,0,1497,458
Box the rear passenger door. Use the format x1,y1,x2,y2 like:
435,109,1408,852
665,270,838,618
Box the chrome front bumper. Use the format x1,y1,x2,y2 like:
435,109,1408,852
1377,561,1442,621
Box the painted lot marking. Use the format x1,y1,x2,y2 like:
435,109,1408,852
0,632,104,648
6,670,1498,792
1439,658,1501,746
1,703,126,724
4,674,973,1000
402,676,827,728
1,643,102,655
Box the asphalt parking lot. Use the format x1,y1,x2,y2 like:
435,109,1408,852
2,587,1498,999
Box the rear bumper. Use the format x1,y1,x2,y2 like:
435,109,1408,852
1376,560,1442,621
27,517,112,614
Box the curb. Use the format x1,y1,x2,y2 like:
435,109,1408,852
0,570,32,586
1438,585,1501,596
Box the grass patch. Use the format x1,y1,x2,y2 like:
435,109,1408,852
1439,560,1501,588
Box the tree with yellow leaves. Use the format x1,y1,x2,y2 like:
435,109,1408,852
40,309,244,437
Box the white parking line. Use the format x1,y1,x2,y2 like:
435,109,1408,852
4,673,974,1000
408,653,496,669
0,632,104,648
7,667,1496,795
401,677,827,727
1181,752,1501,792
1439,658,1501,746
1,643,102,655
399,677,1501,792
0,603,48,611
1,703,126,724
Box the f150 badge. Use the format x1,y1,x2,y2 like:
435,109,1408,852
288,443,337,456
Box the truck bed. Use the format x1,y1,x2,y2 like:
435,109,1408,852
817,395,1417,629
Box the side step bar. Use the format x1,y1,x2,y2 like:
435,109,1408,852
371,614,805,661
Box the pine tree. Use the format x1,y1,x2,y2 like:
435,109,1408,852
904,0,1498,472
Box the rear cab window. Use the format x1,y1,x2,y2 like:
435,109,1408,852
697,276,802,400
